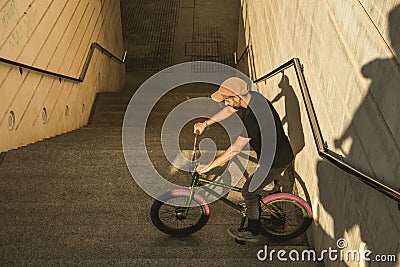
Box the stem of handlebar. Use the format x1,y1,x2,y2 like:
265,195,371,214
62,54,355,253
190,130,200,174
191,130,200,162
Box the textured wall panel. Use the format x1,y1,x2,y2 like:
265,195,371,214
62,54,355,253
240,0,400,265
0,0,125,151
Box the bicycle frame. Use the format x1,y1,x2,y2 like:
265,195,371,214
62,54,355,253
182,132,247,217
185,171,247,216
184,132,282,220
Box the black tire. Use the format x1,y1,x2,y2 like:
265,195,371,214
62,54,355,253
150,191,210,237
259,193,312,241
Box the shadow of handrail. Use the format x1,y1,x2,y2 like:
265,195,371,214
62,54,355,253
0,42,127,83
254,58,400,203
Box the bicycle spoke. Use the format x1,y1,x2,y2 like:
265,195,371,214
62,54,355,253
151,191,213,237
259,196,311,238
155,198,204,231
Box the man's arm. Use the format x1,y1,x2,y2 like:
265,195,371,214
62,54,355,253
194,106,237,134
196,135,251,173
271,92,283,104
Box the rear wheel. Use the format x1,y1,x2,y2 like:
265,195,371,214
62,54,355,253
150,191,210,237
259,193,312,241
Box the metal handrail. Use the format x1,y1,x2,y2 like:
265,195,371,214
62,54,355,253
0,42,127,82
234,45,250,65
254,58,400,203
234,44,257,80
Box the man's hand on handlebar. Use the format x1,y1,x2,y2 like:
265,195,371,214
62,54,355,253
193,121,208,135
196,163,212,174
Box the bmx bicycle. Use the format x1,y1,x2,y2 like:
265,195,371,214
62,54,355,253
150,131,312,241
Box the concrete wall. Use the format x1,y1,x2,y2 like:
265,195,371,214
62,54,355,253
239,0,400,266
0,0,125,152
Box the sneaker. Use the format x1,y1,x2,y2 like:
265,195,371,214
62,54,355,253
227,228,260,243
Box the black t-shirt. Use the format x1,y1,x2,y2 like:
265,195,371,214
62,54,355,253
239,91,294,168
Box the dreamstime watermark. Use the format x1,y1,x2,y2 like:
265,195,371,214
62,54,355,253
122,61,277,206
257,238,397,263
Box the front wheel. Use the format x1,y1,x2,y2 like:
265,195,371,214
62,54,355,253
259,193,312,241
150,190,210,237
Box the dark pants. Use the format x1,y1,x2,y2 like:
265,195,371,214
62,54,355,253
242,160,294,220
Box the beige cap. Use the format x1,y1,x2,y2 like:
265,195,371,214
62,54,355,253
211,77,249,102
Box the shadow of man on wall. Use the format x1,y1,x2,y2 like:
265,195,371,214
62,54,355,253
316,4,400,265
270,74,312,204
272,74,305,156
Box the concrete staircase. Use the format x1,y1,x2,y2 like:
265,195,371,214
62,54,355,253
0,83,318,266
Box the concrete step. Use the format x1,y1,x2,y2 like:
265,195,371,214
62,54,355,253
4,258,317,267
4,246,316,267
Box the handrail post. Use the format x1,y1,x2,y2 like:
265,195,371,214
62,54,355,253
79,43,96,81
122,50,128,63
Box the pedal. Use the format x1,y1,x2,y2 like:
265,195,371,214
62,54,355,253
234,239,246,245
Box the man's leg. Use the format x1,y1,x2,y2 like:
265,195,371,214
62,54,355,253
242,167,285,233
228,161,294,242
281,160,295,194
